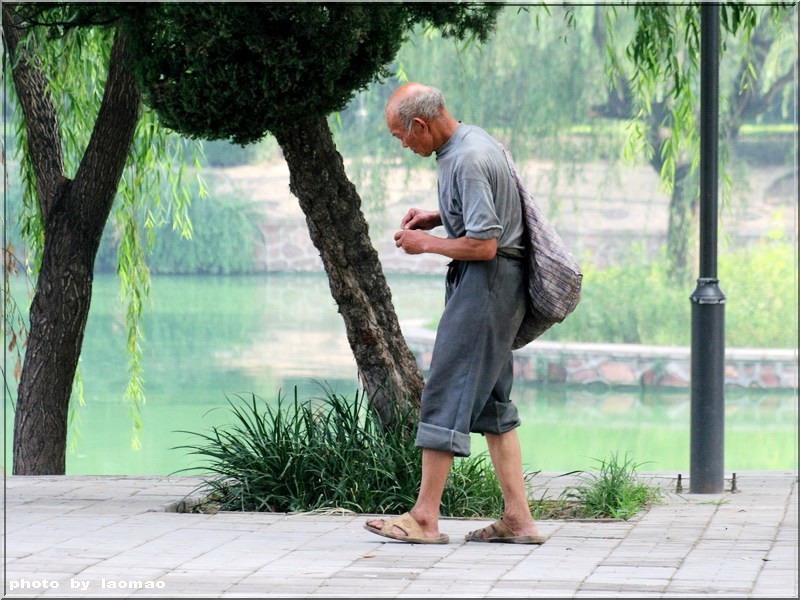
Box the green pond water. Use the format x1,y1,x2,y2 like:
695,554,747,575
3,273,797,475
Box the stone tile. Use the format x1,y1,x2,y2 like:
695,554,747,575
3,473,798,599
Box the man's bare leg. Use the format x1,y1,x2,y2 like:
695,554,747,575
484,429,541,537
366,448,454,538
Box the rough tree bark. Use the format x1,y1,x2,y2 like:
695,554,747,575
274,117,425,429
3,9,141,475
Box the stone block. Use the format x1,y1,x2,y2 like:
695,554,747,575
269,259,288,271
572,369,600,383
421,352,432,370
547,363,567,383
282,244,303,259
599,362,636,385
658,373,689,387
290,228,310,246
640,369,656,386
760,373,780,387
522,360,535,380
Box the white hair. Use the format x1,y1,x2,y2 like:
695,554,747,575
393,86,446,132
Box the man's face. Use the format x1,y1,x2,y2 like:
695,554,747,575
387,113,433,157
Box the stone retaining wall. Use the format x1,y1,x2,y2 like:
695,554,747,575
404,325,797,390
258,220,452,274
255,221,791,276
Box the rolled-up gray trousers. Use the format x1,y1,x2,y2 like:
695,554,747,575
414,254,527,457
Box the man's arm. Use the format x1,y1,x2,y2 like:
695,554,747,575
394,229,497,261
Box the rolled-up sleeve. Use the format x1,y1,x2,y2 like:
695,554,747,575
458,178,503,240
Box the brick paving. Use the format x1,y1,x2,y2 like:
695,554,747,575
2,471,797,598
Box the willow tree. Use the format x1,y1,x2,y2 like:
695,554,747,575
118,3,502,427
598,3,796,279
2,4,201,475
334,5,795,280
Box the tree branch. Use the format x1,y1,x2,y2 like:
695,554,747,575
70,28,141,231
725,21,793,142
2,4,66,223
747,65,796,120
590,7,635,120
11,3,122,34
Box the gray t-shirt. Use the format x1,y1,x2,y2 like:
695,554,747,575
435,123,525,254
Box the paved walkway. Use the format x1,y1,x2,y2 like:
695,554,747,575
2,471,797,598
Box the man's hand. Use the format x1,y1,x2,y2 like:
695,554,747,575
401,208,442,231
394,229,430,255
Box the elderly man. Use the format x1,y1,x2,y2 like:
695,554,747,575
364,83,545,545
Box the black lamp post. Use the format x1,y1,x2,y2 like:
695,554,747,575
690,3,726,494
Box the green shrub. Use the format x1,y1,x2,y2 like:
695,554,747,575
146,194,261,275
174,387,504,517
90,187,262,275
429,240,796,348
541,247,689,346
123,4,500,145
718,237,796,348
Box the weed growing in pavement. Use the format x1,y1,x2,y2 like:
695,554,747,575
529,453,661,520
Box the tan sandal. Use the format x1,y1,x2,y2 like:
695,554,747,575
364,512,449,544
465,517,547,544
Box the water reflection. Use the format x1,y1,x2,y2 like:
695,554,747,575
512,384,795,427
2,274,796,475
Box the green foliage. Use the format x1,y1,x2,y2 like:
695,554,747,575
330,6,794,240
563,453,661,520
334,7,612,166
90,178,261,276
734,134,795,167
330,7,619,234
544,247,690,346
175,387,504,517
718,236,796,349
120,3,501,144
146,194,261,275
612,4,795,194
427,240,795,349
543,240,796,348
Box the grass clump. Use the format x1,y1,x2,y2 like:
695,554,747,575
529,453,661,520
173,386,504,518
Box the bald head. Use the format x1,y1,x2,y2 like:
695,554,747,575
386,83,446,132
386,83,460,157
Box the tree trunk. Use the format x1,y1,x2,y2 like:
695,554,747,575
665,163,695,282
274,117,424,429
14,198,99,474
10,28,141,475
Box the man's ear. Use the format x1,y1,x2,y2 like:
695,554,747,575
412,117,429,134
